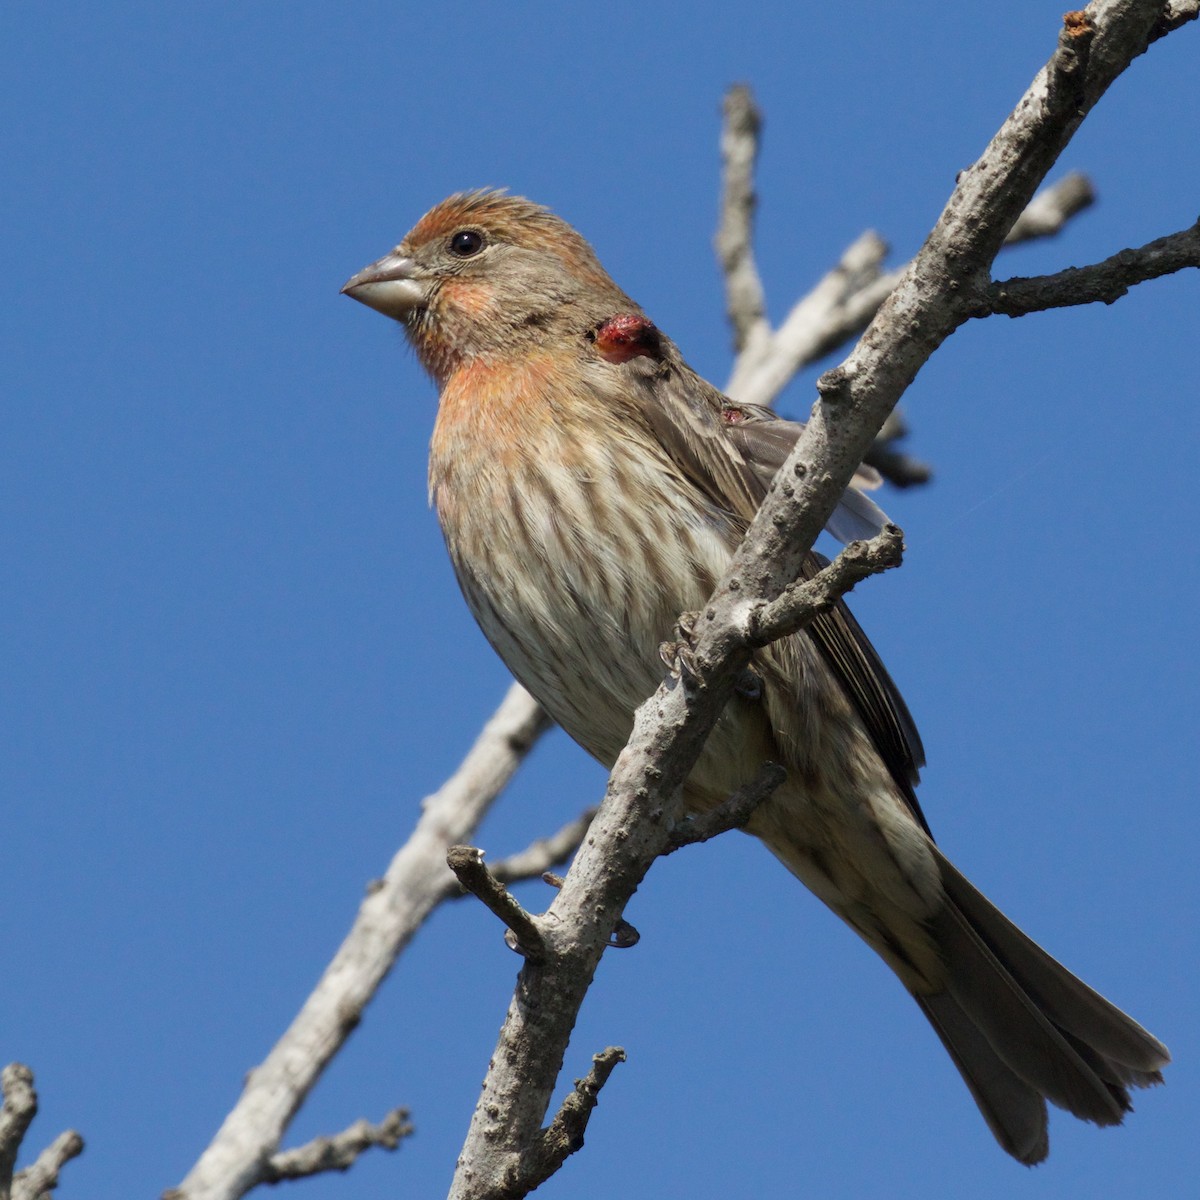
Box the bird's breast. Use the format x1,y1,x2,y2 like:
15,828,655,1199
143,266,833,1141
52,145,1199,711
428,354,736,765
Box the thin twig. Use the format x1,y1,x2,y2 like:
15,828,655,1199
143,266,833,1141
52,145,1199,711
516,1049,627,1195
12,1132,85,1200
746,525,906,647
0,1065,37,1200
863,410,932,489
726,168,1100,412
978,220,1200,316
725,229,890,406
484,809,597,888
718,98,1098,491
260,1109,413,1183
665,762,787,852
1,1066,83,1200
716,85,770,355
723,158,1101,413
447,846,546,958
1004,171,1096,242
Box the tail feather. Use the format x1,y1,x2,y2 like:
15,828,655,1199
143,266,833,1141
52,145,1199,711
920,846,1168,1160
927,884,1128,1125
916,992,1049,1164
935,848,1169,1079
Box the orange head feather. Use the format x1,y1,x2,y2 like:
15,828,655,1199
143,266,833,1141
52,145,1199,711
345,191,640,384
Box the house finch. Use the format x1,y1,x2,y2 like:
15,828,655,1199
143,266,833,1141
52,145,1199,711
342,191,1167,1163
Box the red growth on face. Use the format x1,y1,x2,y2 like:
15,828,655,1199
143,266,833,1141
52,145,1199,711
591,313,661,363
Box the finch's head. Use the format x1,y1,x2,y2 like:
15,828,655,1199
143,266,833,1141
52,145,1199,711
342,191,638,382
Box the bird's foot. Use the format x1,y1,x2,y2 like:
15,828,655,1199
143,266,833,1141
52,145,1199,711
659,610,700,680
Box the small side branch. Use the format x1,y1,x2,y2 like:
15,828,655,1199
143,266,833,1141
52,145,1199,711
1153,1,1200,40
666,762,787,852
716,85,770,354
1004,171,1095,243
746,525,905,647
863,411,932,489
485,809,597,888
260,1109,413,1184
723,169,1101,412
725,229,891,407
12,1132,85,1200
517,1049,627,1195
447,846,546,958
1,1065,84,1200
978,220,1200,317
0,1065,37,1197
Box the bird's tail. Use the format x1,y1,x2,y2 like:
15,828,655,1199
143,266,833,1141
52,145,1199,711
914,845,1168,1164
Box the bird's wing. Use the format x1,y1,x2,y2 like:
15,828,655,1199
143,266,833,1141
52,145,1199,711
631,353,927,829
721,401,891,544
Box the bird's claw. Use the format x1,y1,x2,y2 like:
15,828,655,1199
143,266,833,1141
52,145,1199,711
660,611,701,680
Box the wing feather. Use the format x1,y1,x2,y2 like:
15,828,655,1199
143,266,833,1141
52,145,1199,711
628,350,927,829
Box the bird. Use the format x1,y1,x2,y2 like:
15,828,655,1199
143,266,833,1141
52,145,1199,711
341,190,1168,1164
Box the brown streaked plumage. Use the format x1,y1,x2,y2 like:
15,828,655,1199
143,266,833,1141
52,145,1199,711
342,191,1168,1164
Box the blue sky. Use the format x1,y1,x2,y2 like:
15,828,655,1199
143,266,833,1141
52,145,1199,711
3,3,1197,1197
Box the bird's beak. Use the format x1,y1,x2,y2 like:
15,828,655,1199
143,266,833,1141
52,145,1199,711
340,251,425,321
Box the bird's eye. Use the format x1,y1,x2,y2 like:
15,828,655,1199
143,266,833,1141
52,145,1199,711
449,229,485,258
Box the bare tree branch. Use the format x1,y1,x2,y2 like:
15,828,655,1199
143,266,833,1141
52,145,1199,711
1,1065,83,1200
447,5,1192,1196
1004,170,1096,241
747,524,906,645
12,1132,85,1200
724,168,1102,414
170,683,550,1200
260,1109,413,1184
720,167,1096,487
977,219,1200,316
1154,0,1200,37
717,85,1100,496
862,410,932,489
447,846,547,958
724,228,890,407
0,1066,37,1200
664,761,787,852
715,84,770,356
463,809,597,892
513,1048,627,1196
